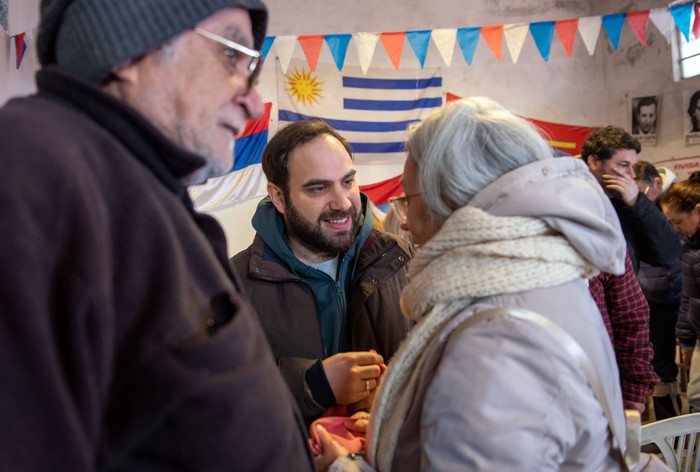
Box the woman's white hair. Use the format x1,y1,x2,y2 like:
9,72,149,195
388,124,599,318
405,97,552,217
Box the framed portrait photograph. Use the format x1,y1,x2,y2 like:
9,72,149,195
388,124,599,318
630,95,659,146
685,89,700,145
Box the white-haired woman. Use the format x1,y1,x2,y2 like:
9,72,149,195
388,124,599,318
313,97,639,471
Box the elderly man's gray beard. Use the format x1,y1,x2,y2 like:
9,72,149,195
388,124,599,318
182,139,234,186
176,123,235,186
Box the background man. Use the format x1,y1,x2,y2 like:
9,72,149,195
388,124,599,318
231,119,413,423
0,0,314,470
581,126,679,274
588,253,658,415
633,96,658,136
634,161,683,419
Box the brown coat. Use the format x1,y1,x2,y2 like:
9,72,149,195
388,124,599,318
231,228,413,421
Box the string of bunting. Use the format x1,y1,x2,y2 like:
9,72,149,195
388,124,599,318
5,3,700,72
262,2,700,74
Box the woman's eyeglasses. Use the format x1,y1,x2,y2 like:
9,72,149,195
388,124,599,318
388,193,421,221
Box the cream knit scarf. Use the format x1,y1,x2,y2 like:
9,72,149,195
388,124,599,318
366,205,598,471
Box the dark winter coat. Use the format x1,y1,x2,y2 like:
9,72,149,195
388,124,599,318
231,198,413,422
0,66,313,471
676,232,700,347
610,194,680,273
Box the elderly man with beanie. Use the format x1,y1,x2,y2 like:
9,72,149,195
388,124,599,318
0,1,314,471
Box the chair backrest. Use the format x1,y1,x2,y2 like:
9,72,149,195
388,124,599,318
641,413,700,472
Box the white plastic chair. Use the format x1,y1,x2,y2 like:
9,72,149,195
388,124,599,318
641,413,700,472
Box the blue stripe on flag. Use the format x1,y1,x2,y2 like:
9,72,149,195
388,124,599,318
342,76,442,89
350,142,405,153
344,97,442,111
278,109,416,132
232,130,268,171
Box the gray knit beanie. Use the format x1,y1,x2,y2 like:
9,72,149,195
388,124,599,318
37,0,268,83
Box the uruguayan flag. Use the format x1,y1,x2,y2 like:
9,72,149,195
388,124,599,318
277,59,443,165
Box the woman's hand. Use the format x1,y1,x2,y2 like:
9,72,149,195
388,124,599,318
344,411,370,434
314,425,349,472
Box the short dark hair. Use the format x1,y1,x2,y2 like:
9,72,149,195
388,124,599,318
580,126,641,164
262,119,353,194
636,96,657,113
634,160,659,183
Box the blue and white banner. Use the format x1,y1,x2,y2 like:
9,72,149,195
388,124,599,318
277,59,443,165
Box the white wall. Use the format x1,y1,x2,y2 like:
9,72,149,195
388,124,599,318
1,0,39,106
214,0,700,255
3,0,699,256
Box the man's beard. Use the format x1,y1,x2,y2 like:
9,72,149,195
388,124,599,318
285,197,361,256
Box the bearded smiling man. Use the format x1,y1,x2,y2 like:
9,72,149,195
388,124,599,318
231,119,413,425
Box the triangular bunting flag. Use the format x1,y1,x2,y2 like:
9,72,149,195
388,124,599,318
325,34,351,70
578,16,602,55
627,10,650,46
481,25,504,60
456,27,481,65
406,30,431,68
529,21,555,61
504,23,528,63
670,3,693,42
274,35,298,74
602,13,626,50
432,28,457,66
261,36,275,60
555,19,578,58
297,35,324,71
353,32,380,75
649,7,674,44
380,31,406,69
14,33,26,69
694,3,700,40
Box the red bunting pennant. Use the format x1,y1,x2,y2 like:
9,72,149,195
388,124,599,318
297,35,324,72
380,32,406,69
14,33,26,69
481,25,503,60
555,19,578,58
627,10,650,46
694,4,700,40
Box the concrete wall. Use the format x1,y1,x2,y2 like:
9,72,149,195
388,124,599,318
2,0,699,255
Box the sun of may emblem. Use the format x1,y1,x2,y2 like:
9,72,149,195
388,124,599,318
285,68,323,106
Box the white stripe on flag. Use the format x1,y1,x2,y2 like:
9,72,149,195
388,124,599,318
189,163,267,212
277,59,443,165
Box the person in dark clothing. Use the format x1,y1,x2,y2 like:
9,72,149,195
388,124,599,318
581,127,680,274
0,1,314,471
634,160,683,419
231,119,413,424
661,175,700,413
582,127,681,419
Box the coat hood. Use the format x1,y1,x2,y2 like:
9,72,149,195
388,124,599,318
468,157,626,275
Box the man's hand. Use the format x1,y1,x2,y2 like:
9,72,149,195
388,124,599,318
602,173,639,206
624,400,646,415
322,351,384,405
